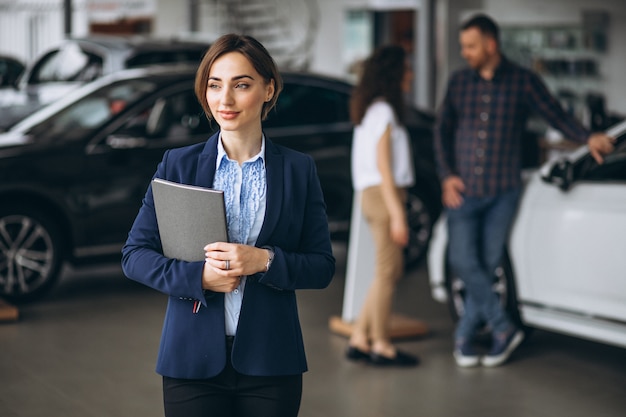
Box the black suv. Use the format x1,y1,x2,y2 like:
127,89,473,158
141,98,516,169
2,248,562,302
0,36,210,131
0,65,440,303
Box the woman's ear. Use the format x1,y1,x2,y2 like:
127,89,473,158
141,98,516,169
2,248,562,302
266,80,275,102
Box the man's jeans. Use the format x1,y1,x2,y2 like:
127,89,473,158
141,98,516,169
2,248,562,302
447,188,522,341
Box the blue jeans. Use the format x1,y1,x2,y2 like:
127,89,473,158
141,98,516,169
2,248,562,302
447,188,521,341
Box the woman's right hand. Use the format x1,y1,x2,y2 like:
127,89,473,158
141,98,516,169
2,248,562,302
201,261,241,293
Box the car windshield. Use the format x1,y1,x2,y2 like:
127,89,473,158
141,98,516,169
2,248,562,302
30,43,103,83
26,79,157,141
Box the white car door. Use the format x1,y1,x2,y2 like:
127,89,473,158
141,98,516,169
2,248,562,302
510,141,626,323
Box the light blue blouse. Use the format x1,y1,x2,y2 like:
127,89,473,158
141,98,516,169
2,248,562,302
213,136,267,336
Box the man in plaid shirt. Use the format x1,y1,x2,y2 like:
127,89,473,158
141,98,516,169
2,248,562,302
435,14,615,368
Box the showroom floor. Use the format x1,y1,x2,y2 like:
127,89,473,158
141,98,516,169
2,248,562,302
1,242,625,417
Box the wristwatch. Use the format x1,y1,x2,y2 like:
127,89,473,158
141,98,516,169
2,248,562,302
262,246,275,272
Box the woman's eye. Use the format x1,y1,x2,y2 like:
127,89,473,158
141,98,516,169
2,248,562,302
236,83,249,89
208,84,220,89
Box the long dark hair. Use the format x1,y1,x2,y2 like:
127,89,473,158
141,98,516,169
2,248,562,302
350,45,406,125
195,33,283,121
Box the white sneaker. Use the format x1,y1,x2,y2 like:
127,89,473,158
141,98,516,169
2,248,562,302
453,340,480,367
481,329,525,367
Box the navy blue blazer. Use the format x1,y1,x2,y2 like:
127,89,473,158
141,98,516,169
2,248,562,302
121,132,335,379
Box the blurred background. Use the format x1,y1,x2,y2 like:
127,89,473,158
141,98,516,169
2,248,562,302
1,2,625,416
1,0,625,120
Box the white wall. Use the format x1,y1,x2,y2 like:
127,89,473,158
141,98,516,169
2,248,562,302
309,0,346,78
153,0,187,36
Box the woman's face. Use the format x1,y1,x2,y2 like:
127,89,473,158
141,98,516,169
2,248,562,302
206,51,274,136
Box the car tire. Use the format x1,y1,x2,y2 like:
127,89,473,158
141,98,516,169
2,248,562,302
444,251,525,333
404,186,438,269
0,205,65,303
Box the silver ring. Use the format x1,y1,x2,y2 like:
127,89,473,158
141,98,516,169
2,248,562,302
225,259,230,270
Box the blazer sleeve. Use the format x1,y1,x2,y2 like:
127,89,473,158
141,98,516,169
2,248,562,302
256,153,335,291
120,149,207,303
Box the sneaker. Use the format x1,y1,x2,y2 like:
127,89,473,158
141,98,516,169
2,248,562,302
453,339,480,367
481,328,525,367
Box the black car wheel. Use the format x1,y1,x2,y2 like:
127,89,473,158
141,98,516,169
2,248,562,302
404,187,437,268
0,206,65,303
444,251,524,332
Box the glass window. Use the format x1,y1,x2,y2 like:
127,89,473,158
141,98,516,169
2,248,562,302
264,83,350,128
125,50,205,68
30,44,103,84
0,58,24,87
28,79,156,141
579,133,626,182
114,88,209,143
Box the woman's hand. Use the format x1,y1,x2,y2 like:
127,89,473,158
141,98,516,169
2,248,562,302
201,242,269,292
390,215,409,247
201,263,241,293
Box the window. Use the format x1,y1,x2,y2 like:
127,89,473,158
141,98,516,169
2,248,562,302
125,50,206,68
30,44,103,84
28,79,156,141
114,88,209,143
264,83,350,128
579,132,626,182
0,57,24,87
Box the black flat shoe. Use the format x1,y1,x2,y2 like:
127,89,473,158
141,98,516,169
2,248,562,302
369,350,419,367
346,346,371,361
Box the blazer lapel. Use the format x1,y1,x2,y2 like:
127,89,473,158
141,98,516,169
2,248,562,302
195,132,220,188
257,138,284,245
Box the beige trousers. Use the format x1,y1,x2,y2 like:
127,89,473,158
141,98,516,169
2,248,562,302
352,186,406,343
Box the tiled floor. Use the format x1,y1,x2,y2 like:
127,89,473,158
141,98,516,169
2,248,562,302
1,242,625,417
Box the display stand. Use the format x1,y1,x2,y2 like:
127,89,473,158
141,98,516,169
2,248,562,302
328,192,428,339
0,299,19,322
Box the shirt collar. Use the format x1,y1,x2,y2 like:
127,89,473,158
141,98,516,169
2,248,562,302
216,133,266,169
472,54,511,83
491,55,512,82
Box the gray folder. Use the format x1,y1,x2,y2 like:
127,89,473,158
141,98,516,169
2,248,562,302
151,178,228,262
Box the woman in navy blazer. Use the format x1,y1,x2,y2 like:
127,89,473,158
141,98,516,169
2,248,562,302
121,34,335,417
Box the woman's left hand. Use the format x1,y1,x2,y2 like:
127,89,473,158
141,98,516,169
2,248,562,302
204,242,268,276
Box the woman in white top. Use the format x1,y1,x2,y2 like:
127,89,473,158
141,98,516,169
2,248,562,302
347,45,417,366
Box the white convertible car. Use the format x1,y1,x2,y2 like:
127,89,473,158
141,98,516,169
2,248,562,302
427,120,626,348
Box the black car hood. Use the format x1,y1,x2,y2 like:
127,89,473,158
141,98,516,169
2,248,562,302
0,131,30,149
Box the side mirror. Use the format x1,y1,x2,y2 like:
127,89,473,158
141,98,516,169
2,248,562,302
541,159,573,191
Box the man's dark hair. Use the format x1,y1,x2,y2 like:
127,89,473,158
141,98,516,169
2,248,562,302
461,14,500,45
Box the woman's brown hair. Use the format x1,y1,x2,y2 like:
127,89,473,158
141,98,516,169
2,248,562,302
194,34,283,121
349,45,407,125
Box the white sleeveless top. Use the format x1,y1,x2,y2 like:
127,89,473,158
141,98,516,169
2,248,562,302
351,100,415,191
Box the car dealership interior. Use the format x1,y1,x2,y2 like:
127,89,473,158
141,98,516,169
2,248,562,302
1,1,625,417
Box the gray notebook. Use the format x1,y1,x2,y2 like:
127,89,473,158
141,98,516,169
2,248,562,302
151,178,228,262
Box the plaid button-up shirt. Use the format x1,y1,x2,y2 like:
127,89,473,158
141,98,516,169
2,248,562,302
435,56,589,197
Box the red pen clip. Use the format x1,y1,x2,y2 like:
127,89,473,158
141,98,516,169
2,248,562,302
192,300,201,314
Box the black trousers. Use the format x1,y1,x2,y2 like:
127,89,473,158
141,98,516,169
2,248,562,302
163,338,303,417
